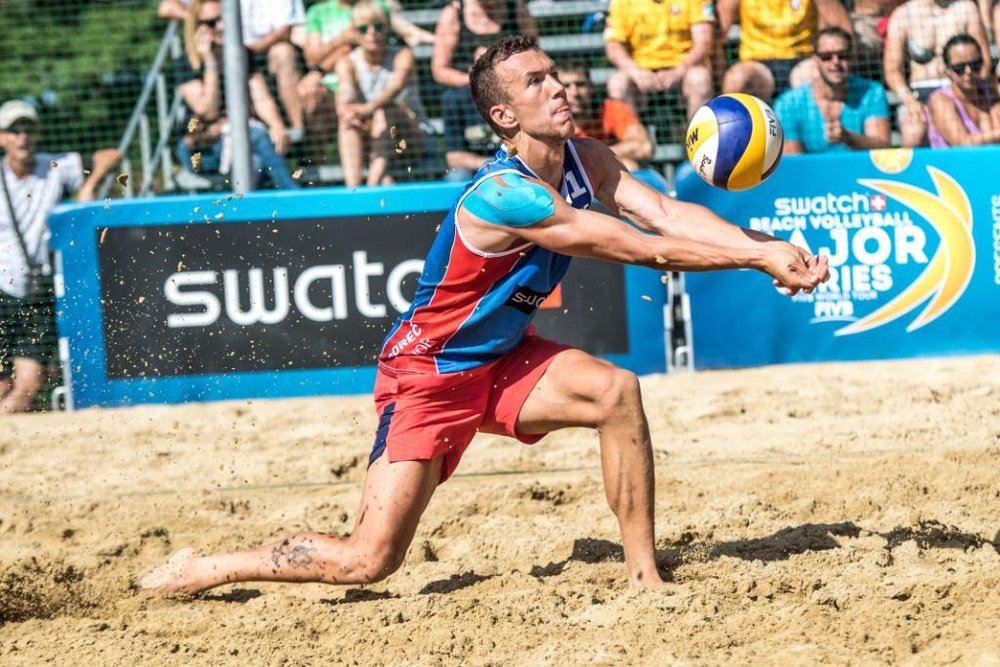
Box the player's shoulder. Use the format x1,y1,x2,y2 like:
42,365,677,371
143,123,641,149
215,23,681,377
460,169,556,228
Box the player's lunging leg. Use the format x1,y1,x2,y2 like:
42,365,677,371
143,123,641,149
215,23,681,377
140,456,442,595
515,349,666,588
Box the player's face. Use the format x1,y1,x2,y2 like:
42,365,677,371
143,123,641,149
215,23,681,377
557,71,592,116
814,35,850,86
496,50,574,141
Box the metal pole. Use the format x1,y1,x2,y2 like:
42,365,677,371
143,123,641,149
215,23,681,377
222,0,253,192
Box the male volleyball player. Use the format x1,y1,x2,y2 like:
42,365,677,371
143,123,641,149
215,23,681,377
141,35,829,595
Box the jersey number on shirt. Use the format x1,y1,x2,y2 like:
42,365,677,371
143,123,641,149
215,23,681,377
564,171,587,201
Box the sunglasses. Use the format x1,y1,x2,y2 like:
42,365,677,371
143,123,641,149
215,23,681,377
357,22,385,34
3,121,38,135
198,17,221,28
816,50,850,63
948,59,983,75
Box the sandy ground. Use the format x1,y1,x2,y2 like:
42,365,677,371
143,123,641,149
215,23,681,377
1,355,999,666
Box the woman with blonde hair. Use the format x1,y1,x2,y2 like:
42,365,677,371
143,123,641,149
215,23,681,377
174,0,299,188
334,1,430,186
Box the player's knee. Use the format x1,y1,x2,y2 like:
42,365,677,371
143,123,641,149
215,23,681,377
355,545,405,583
595,368,642,420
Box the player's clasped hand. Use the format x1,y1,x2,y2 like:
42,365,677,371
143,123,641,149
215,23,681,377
768,247,831,296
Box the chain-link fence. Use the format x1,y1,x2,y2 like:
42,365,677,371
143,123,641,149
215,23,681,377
2,0,998,194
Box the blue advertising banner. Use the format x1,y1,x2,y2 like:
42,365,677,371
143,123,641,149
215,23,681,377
49,176,669,409
676,146,1000,368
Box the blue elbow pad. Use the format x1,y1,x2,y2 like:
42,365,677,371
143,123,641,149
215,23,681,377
462,171,556,228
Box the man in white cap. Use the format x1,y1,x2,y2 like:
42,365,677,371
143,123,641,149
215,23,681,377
0,100,122,413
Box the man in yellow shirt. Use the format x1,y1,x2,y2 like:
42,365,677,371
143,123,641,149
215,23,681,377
603,0,715,121
718,0,852,102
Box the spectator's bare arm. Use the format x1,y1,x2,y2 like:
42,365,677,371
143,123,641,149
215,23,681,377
247,25,293,55
157,0,188,21
357,48,416,117
514,0,539,36
76,149,123,202
883,9,917,109
249,72,289,154
389,14,436,46
431,2,468,86
179,26,222,120
815,0,853,33
928,93,1000,145
606,41,658,91
304,26,354,69
841,116,891,149
964,4,992,79
714,0,738,75
677,22,714,77
611,123,654,163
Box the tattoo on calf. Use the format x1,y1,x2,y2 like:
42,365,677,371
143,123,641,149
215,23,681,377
270,540,318,569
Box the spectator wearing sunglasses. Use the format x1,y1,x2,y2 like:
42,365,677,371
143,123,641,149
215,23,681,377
173,0,300,189
774,27,891,153
927,33,1000,146
883,0,989,147
718,0,854,104
335,2,430,186
159,0,307,144
0,101,121,413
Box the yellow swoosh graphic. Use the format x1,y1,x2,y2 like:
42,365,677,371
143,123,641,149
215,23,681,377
836,168,974,336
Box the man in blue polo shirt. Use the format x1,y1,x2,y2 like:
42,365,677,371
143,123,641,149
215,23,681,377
774,27,891,154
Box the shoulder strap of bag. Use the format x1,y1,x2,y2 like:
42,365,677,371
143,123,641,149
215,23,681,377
0,159,38,269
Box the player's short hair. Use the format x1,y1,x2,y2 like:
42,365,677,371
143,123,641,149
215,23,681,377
813,26,853,53
942,33,981,67
470,34,540,138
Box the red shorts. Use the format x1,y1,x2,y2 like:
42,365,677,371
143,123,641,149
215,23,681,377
371,334,570,482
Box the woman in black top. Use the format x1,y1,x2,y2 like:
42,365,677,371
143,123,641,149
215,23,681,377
431,0,537,178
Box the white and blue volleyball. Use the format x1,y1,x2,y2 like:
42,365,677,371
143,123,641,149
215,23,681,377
685,93,783,191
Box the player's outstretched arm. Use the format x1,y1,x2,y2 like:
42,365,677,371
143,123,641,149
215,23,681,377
460,164,828,295
570,138,830,294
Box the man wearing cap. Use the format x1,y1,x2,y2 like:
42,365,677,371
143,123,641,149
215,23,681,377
0,100,122,413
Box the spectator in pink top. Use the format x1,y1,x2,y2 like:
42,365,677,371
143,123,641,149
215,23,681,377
926,33,1000,146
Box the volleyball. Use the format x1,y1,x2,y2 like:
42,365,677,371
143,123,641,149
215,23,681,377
684,93,783,191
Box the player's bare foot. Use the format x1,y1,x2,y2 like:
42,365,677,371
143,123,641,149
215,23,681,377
628,569,675,589
139,548,205,596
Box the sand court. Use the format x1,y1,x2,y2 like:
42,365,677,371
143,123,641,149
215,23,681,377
2,355,999,665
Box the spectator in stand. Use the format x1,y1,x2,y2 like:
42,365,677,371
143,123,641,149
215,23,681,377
298,0,434,163
602,0,715,124
775,27,891,153
556,62,653,170
718,0,854,102
927,33,1000,145
0,101,121,413
335,2,430,186
174,0,300,189
298,0,357,161
159,0,307,144
432,0,537,179
847,0,905,81
883,0,989,146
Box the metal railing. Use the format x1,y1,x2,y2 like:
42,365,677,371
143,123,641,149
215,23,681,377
100,19,185,199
